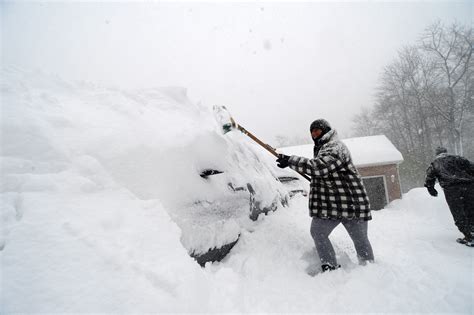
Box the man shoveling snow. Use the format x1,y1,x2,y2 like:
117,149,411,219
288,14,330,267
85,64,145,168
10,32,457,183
276,119,374,273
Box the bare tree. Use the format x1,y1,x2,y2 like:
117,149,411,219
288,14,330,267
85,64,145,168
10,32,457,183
351,21,473,190
351,106,380,137
420,21,474,154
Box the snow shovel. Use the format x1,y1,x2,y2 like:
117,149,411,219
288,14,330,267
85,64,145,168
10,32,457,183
213,105,311,182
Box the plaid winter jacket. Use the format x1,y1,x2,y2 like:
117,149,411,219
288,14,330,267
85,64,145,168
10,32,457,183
288,130,372,221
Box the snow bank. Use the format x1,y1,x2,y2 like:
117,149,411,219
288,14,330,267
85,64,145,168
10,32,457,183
1,68,210,312
1,188,209,312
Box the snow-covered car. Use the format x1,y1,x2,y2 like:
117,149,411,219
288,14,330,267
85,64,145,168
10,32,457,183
153,130,289,266
276,175,309,198
2,68,288,266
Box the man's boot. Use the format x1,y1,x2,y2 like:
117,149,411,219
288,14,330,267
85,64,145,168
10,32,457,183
465,232,474,247
321,263,341,273
456,232,471,244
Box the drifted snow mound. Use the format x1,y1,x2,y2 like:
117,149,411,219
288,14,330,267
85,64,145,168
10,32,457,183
0,69,207,312
1,67,287,260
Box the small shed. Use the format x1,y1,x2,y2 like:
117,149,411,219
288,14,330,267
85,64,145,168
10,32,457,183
279,135,404,210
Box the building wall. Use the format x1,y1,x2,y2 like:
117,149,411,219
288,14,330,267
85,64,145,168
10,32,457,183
358,164,402,202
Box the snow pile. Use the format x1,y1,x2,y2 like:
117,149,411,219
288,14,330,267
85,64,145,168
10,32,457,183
1,69,472,313
1,68,211,312
1,186,208,312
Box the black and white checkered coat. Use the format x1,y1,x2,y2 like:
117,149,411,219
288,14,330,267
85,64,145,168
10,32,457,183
288,130,372,221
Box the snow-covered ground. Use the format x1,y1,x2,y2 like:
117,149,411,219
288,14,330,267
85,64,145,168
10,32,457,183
1,69,473,313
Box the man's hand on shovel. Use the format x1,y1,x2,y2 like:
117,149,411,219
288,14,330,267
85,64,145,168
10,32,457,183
276,154,290,169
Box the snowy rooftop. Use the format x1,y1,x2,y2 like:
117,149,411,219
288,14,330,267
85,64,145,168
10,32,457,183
279,135,404,168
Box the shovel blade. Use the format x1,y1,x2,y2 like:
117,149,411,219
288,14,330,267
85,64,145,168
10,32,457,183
213,105,235,134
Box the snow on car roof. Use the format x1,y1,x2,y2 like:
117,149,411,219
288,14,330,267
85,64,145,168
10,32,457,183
279,135,403,167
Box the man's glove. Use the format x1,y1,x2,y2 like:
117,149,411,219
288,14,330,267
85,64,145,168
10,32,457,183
276,154,290,169
427,186,438,197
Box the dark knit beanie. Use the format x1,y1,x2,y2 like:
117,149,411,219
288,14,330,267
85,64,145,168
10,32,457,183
310,119,332,134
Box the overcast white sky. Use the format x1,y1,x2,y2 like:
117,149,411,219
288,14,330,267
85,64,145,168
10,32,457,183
2,1,472,143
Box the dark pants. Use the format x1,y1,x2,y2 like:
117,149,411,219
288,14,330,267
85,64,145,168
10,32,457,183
310,217,374,267
443,183,474,238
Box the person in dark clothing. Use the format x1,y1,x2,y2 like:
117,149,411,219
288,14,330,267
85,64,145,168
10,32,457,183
424,146,474,247
276,119,374,273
